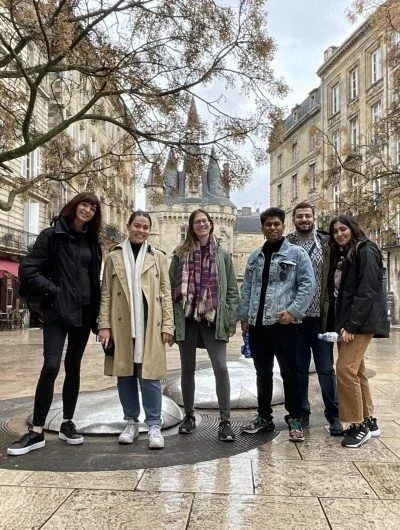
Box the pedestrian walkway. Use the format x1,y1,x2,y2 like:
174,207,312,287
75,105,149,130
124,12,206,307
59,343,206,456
0,328,400,529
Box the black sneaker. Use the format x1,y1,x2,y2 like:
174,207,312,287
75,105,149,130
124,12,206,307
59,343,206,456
7,430,45,456
329,417,343,436
218,420,235,442
364,417,381,437
59,420,84,445
241,416,275,434
341,424,371,448
178,414,196,434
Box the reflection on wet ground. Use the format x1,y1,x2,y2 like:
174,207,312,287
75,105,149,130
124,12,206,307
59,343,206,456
1,327,400,528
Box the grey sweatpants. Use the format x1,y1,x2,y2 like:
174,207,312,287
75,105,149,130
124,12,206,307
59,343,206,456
178,318,231,421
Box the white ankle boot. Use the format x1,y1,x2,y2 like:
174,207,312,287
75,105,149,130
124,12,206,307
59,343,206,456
118,421,139,444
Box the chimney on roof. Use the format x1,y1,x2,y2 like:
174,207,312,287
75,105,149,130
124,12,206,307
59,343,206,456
242,206,251,216
324,46,338,61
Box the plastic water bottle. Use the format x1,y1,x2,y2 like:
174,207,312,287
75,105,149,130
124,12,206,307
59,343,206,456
241,330,252,358
318,332,340,342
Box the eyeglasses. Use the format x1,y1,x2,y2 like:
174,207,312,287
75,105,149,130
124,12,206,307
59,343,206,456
193,219,209,226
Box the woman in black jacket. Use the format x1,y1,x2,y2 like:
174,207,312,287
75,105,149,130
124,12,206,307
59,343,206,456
8,193,102,456
328,214,387,449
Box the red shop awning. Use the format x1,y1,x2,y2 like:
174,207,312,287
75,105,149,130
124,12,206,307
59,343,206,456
0,259,19,278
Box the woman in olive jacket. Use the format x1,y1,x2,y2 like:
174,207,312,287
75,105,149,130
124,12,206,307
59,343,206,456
8,193,102,456
169,208,239,442
327,214,387,449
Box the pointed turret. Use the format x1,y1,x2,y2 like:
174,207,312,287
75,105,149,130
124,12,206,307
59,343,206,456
145,161,164,210
186,97,201,132
207,147,229,198
163,149,179,190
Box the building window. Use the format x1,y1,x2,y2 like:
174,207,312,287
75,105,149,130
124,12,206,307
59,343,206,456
396,139,400,167
396,205,400,241
188,179,199,194
371,101,382,144
291,174,297,199
78,126,86,160
372,177,382,206
349,67,359,100
309,163,316,191
333,184,340,213
331,83,340,115
20,149,41,179
277,154,282,174
277,183,282,207
276,184,282,207
24,202,40,240
309,130,318,150
371,101,382,123
180,225,187,243
349,116,359,150
371,47,382,84
90,137,97,157
291,142,298,164
332,129,340,156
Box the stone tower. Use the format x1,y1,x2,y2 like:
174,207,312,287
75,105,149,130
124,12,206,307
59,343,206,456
145,99,236,256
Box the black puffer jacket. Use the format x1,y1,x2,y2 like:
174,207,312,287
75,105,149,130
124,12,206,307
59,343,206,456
19,216,102,330
332,239,388,337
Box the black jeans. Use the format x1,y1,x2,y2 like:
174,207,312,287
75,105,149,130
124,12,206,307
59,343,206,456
32,308,92,426
294,317,338,421
248,323,302,421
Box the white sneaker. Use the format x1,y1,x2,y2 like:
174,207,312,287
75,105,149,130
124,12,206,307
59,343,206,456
148,425,164,449
118,421,139,444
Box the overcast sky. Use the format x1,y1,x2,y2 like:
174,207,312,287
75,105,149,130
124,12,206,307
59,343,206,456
136,0,357,210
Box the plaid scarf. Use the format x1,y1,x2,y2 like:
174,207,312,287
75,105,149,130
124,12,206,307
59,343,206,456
174,235,219,322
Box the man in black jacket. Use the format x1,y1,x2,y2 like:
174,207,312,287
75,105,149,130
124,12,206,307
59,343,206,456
287,202,342,436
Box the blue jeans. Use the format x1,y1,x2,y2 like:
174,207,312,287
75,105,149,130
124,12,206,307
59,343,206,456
117,364,162,427
295,317,339,421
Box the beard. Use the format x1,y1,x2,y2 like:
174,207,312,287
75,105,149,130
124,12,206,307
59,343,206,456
295,223,314,234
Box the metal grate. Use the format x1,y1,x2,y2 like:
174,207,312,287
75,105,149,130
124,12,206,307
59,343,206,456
0,413,277,472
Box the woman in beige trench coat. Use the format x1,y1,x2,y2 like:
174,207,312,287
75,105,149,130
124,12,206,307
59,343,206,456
98,210,174,450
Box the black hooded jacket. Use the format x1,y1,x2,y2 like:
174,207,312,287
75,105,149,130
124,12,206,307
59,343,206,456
331,239,388,337
19,216,102,330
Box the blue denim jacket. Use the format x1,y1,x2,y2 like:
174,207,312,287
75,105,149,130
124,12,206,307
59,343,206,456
239,238,315,325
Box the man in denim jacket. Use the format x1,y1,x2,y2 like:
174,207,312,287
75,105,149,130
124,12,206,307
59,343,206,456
240,207,314,442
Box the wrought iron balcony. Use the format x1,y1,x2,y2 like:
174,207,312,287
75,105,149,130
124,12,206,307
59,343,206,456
0,224,38,256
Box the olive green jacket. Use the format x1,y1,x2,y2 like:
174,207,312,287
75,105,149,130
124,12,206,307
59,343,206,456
169,245,239,342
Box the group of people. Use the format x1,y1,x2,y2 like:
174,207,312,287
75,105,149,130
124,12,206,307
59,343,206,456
239,203,387,447
7,194,387,456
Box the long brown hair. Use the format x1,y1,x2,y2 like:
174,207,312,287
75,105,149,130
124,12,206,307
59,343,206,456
60,192,102,234
329,213,367,265
175,208,214,256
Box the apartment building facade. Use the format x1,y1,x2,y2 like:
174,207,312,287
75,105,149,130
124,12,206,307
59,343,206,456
269,87,323,234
